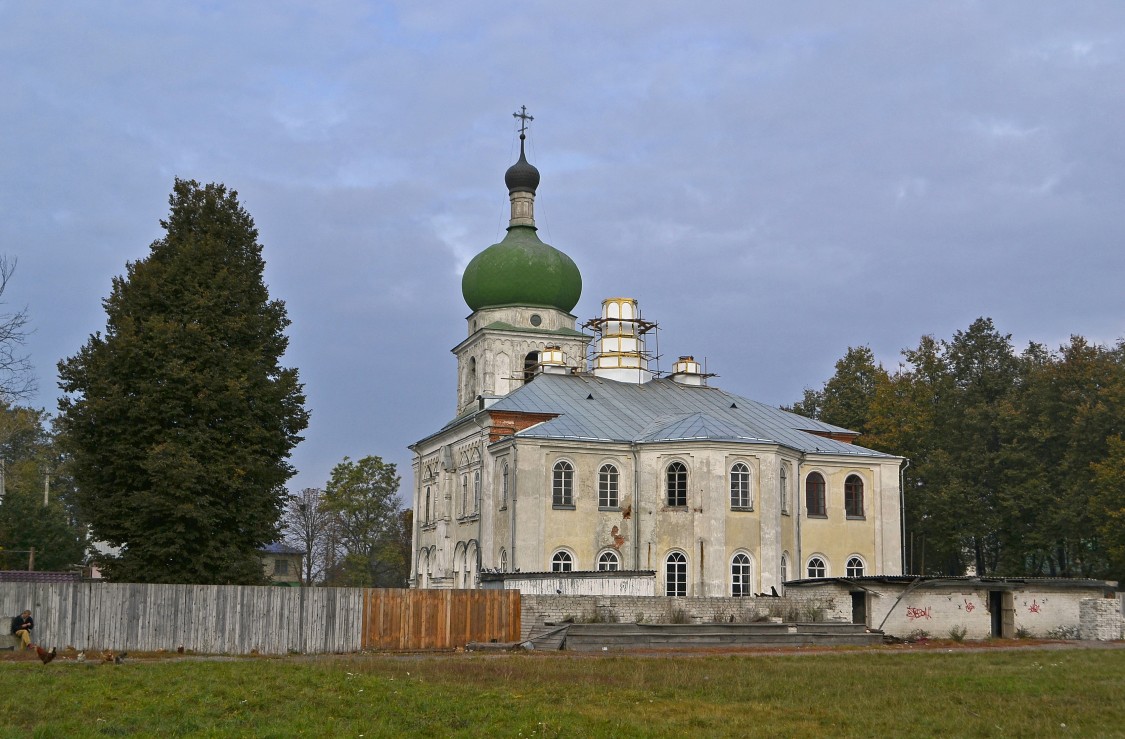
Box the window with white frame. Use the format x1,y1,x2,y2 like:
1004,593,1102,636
599,463,619,508
731,553,753,596
499,548,508,573
807,556,827,578
473,470,481,513
845,474,864,518
846,556,865,577
666,461,688,507
730,462,751,509
665,551,687,596
553,460,574,507
461,475,468,516
551,550,573,572
781,552,790,582
597,550,620,571
806,472,826,517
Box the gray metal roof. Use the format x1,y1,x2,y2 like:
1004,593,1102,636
488,373,896,458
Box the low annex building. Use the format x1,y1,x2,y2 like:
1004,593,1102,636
409,121,906,597
783,575,1121,640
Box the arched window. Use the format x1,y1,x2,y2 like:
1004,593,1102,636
730,462,751,509
846,556,865,577
501,464,509,509
552,460,574,507
467,356,477,399
845,474,864,518
781,551,790,583
780,464,789,513
599,463,619,508
523,351,539,383
665,551,687,596
473,470,481,513
551,550,573,572
806,472,826,517
465,542,478,589
461,475,468,517
418,549,429,588
424,486,431,523
666,461,688,507
731,553,753,597
597,550,620,571
807,556,827,579
499,548,508,573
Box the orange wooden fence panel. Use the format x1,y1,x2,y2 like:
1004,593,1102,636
362,589,521,650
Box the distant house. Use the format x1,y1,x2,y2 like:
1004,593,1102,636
260,543,303,586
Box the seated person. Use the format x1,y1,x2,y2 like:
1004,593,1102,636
11,610,33,649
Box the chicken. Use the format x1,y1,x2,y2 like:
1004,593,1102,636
114,652,128,664
35,646,56,665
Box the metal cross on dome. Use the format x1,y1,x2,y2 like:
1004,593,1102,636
512,105,534,135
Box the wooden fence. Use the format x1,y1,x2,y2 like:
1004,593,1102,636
363,588,521,650
0,583,519,655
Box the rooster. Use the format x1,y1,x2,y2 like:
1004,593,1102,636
35,646,56,665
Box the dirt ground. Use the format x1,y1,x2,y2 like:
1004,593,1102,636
2,637,1123,665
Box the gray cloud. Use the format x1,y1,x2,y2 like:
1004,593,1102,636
2,2,1122,493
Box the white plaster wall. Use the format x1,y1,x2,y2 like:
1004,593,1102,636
485,574,655,596
789,582,1107,639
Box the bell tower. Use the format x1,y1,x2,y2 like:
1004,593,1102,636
454,109,590,414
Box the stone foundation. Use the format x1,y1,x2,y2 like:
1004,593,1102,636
520,594,835,640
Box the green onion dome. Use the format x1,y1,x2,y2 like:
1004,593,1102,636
462,225,582,312
461,135,582,313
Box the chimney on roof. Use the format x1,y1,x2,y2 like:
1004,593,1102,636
539,345,570,375
670,356,705,386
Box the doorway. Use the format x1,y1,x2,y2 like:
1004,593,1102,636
850,591,867,626
988,590,1014,638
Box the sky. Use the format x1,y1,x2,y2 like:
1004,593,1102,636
2,2,1123,499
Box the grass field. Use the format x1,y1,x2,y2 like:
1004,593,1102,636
0,645,1122,737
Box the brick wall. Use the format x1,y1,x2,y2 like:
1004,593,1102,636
1079,598,1124,641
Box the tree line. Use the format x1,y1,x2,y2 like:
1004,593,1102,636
788,318,1125,582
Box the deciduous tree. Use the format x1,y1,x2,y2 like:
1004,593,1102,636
0,257,36,401
0,404,86,571
322,455,408,587
280,487,333,585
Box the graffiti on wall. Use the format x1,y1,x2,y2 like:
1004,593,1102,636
964,599,975,613
1028,599,1041,614
906,605,932,621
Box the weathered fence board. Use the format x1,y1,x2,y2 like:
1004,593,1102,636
1,584,519,654
361,589,520,650
0,583,364,655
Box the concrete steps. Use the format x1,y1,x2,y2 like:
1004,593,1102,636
561,622,883,651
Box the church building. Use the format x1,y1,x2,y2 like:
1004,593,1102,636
409,121,905,596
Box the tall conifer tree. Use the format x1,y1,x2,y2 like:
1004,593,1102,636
57,179,308,583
